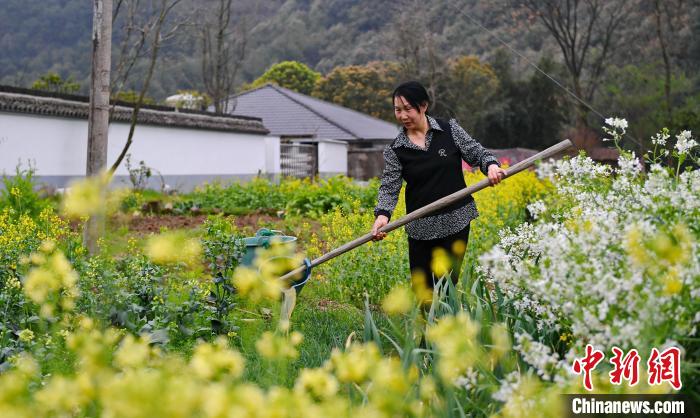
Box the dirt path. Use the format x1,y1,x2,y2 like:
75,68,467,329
124,213,283,234
113,212,325,252
126,214,209,233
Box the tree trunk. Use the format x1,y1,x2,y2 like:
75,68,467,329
654,0,673,126
572,76,590,150
85,0,113,255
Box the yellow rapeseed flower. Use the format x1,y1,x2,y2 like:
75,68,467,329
13,353,39,377
668,223,692,265
381,285,414,315
255,331,303,361
50,252,78,286
663,268,683,295
23,267,61,304
18,329,34,343
199,383,229,418
430,248,452,278
411,270,433,305
327,343,381,384
295,368,340,399
29,253,46,265
35,376,88,415
490,323,511,361
426,312,481,381
651,233,674,261
370,357,412,394
228,384,266,416
625,226,646,267
115,335,152,369
145,231,202,266
6,276,21,290
232,266,283,302
61,174,108,218
419,375,437,402
451,238,467,256
190,337,245,379
39,240,56,253
647,223,693,267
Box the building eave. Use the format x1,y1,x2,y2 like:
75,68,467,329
0,86,269,135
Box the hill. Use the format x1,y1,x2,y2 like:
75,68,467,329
0,0,571,98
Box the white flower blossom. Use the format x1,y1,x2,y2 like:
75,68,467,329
479,141,699,353
514,333,569,382
605,117,628,130
651,131,669,146
527,200,546,220
675,130,697,154
492,371,521,402
535,158,557,180
616,152,642,177
454,368,479,391
650,163,664,173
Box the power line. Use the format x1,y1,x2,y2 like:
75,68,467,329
446,0,644,148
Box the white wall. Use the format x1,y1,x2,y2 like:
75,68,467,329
318,141,347,175
264,136,281,174
108,120,266,176
0,112,274,189
0,113,88,175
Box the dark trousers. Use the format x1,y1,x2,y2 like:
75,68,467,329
407,223,470,290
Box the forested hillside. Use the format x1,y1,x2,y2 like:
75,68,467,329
0,0,553,92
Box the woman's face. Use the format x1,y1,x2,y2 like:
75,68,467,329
394,96,426,129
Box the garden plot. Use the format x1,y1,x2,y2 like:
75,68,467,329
0,123,697,417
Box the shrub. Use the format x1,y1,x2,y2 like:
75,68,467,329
0,164,49,218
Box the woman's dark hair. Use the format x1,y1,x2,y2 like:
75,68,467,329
392,81,430,112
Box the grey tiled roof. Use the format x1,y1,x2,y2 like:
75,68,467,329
226,84,399,141
0,86,268,135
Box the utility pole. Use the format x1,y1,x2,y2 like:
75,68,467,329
85,0,113,254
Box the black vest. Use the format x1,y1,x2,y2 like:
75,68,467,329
392,118,473,216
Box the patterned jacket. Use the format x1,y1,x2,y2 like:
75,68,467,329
374,115,500,240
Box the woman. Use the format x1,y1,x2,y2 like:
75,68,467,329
371,81,505,294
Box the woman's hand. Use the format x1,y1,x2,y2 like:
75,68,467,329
371,215,389,241
487,164,506,186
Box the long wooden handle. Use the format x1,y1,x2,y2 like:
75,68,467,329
279,139,573,282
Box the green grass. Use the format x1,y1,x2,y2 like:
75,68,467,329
229,291,364,388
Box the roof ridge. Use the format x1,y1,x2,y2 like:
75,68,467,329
270,84,369,139
283,85,393,125
229,82,274,99
0,92,269,134
0,84,263,121
227,84,356,137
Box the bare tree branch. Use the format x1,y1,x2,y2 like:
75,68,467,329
108,0,186,173
518,0,630,127
388,0,448,111
200,0,251,114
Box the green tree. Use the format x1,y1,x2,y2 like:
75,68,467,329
476,50,569,150
598,62,699,151
245,61,320,95
30,72,80,94
437,56,500,135
313,61,400,121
